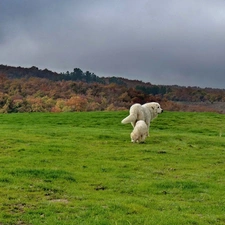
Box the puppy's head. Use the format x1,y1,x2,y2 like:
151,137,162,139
130,132,139,143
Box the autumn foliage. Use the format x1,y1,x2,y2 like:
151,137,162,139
0,65,225,113
0,75,142,113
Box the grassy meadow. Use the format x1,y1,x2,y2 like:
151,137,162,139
0,110,225,225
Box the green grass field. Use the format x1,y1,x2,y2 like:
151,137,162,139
0,111,225,225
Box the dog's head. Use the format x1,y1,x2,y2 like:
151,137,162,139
153,102,163,114
143,102,163,120
147,102,163,113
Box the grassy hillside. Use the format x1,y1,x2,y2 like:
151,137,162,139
0,111,225,225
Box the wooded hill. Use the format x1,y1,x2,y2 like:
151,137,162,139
0,64,224,113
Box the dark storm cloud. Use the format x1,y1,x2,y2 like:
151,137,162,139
1,0,225,88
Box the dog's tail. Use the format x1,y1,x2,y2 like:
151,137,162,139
121,114,137,124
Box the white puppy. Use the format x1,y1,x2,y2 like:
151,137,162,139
130,120,148,143
121,102,163,135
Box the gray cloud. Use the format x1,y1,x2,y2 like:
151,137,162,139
1,0,225,88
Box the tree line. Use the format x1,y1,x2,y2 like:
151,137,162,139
0,65,225,113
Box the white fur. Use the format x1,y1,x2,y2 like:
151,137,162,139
121,102,163,136
130,120,148,143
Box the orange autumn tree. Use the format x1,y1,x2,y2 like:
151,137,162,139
66,95,88,112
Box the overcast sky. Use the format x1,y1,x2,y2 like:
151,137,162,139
1,0,225,88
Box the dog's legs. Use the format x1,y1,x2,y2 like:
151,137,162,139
147,122,151,136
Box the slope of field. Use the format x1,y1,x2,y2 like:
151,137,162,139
0,111,225,225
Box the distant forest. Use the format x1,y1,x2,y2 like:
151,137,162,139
0,64,225,113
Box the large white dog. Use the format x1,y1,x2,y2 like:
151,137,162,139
121,102,163,135
130,120,148,143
